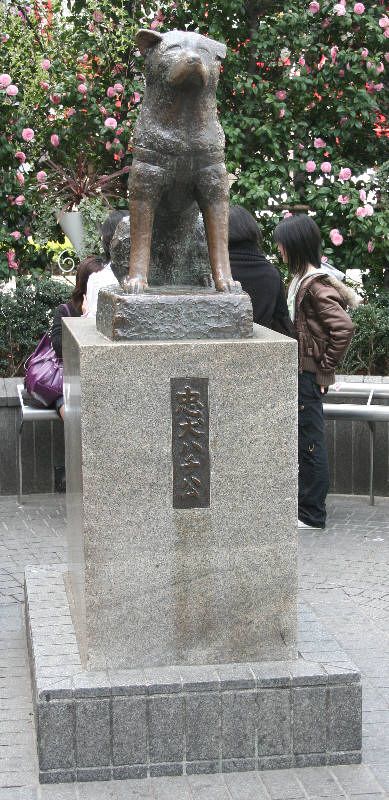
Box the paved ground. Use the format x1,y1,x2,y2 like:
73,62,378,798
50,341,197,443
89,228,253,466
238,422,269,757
0,493,389,799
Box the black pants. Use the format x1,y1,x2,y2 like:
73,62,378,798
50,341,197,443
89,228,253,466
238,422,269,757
298,371,329,528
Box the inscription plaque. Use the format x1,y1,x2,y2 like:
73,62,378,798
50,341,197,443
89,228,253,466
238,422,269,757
171,377,210,509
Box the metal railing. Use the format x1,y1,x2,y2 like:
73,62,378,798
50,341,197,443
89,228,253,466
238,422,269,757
323,382,389,505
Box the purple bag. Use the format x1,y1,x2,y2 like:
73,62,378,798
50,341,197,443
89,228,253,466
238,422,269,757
24,304,70,407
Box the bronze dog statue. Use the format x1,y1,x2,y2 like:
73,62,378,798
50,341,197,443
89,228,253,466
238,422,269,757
123,28,240,294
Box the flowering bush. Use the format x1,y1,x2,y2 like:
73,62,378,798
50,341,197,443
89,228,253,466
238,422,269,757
0,0,388,295
0,0,152,280
163,0,388,295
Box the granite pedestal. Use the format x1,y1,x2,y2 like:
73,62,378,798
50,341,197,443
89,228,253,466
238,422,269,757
25,306,362,782
62,317,298,670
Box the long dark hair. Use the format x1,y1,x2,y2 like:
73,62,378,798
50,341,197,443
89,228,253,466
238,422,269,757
274,214,321,277
71,255,104,312
101,210,129,261
229,205,263,248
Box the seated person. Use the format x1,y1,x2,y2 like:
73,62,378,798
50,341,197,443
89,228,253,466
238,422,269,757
85,210,128,316
228,205,295,337
51,255,104,418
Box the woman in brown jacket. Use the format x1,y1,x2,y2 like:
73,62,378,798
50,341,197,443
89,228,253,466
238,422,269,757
274,214,355,530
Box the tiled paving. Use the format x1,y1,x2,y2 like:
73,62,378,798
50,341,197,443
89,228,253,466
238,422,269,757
0,493,388,799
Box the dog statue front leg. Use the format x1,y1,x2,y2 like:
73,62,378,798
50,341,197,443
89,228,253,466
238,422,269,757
202,202,241,293
122,199,154,294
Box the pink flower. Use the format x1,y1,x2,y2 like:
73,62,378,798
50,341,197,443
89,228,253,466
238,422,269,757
279,108,285,119
330,229,343,246
50,133,60,147
77,73,86,82
306,160,316,173
337,194,349,204
276,90,287,100
314,137,326,148
93,10,104,22
79,54,88,64
10,231,21,240
113,82,124,93
77,83,87,94
339,167,352,180
50,92,61,104
7,250,19,270
339,69,345,77
367,240,374,253
364,204,374,217
376,62,384,74
6,84,18,96
333,3,346,15
321,161,332,174
66,107,76,117
105,141,112,151
283,211,293,218
298,56,306,66
379,15,389,28
330,46,338,64
384,29,389,38
356,206,367,218
14,195,25,206
15,150,26,162
16,171,25,186
308,1,320,12
359,189,366,202
21,128,34,142
0,73,12,88
353,2,365,13
41,58,51,70
39,184,48,193
374,83,384,92
36,170,47,183
40,80,49,90
133,91,141,104
361,48,369,58
104,117,117,129
106,86,115,98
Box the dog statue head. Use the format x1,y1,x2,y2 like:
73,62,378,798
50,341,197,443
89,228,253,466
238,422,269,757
136,29,227,90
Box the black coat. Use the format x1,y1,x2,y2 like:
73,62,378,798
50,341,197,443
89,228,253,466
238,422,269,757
229,240,295,337
51,301,80,358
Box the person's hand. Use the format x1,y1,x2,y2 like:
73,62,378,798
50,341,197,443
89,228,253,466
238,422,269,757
81,294,88,316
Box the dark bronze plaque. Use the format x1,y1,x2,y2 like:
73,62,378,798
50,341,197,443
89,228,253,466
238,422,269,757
171,377,210,509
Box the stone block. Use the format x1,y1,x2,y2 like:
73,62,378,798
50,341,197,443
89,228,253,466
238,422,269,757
186,693,220,762
186,760,219,775
251,662,291,688
112,697,147,766
257,689,291,757
76,767,111,781
148,696,185,764
63,319,298,670
327,684,362,752
37,701,75,770
149,762,184,777
96,286,253,341
222,692,256,760
144,666,182,694
113,765,147,780
292,686,326,754
217,664,255,690
180,666,220,692
108,670,146,696
75,699,110,767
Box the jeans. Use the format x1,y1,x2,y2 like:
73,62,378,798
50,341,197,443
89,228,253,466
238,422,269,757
298,371,330,528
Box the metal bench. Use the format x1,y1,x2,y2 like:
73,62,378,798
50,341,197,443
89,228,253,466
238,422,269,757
17,384,60,503
324,382,389,505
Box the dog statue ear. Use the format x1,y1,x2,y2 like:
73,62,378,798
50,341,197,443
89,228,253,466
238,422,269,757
214,41,227,60
136,29,163,55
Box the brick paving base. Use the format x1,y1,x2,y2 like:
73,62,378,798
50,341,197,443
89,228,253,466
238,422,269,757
0,493,388,798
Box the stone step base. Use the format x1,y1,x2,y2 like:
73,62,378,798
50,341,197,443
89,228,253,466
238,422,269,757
25,566,362,784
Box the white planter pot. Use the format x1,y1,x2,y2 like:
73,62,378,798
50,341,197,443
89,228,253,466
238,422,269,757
57,210,84,256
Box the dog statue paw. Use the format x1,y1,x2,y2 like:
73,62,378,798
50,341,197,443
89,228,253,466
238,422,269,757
122,275,148,295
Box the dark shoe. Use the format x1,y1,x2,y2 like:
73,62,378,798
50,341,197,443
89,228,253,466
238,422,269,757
54,465,66,493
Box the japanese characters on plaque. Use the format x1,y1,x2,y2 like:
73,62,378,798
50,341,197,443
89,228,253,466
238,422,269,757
171,377,210,509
